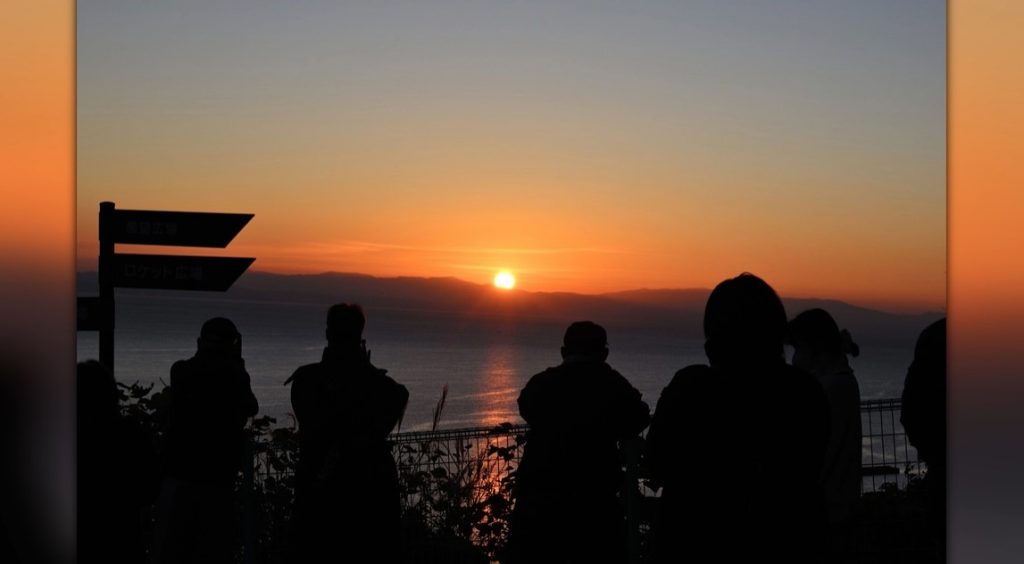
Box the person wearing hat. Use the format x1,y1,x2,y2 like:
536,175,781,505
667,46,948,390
503,321,650,564
152,317,259,564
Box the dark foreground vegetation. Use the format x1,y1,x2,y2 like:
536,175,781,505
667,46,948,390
106,381,936,564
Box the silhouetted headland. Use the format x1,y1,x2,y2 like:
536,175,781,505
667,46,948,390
78,270,945,343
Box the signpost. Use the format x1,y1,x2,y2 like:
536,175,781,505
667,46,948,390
112,254,255,291
104,208,253,247
80,201,255,373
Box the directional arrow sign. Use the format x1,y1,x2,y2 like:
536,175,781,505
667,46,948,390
112,254,255,291
107,209,253,247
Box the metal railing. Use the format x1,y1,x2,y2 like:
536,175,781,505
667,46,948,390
253,398,921,489
860,398,924,491
245,398,925,563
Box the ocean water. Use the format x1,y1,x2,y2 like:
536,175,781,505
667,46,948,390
76,293,915,432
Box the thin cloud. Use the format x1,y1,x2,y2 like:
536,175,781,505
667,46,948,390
286,240,629,257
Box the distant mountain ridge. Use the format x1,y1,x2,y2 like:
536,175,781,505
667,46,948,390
77,270,944,345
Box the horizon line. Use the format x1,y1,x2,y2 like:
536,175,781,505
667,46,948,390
75,268,947,316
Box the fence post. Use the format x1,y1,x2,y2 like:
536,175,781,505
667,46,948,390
622,436,643,564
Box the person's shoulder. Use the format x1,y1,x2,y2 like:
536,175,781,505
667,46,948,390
602,364,638,388
560,359,617,380
288,362,324,387
370,364,405,388
519,366,561,395
658,364,713,400
670,364,714,385
533,364,564,379
600,361,624,376
169,357,196,382
294,361,322,374
530,365,565,384
603,363,628,380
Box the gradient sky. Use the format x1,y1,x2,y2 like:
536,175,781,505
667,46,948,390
77,0,946,312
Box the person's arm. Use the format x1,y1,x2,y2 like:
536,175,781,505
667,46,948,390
288,368,307,427
645,366,707,489
378,375,409,435
517,372,553,428
611,371,651,439
237,361,259,419
644,380,677,488
166,360,185,426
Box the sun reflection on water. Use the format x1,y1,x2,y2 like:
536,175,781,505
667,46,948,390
479,345,522,428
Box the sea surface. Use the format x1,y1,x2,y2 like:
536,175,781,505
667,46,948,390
77,293,915,432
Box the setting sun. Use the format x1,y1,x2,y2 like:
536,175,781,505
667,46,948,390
493,271,516,290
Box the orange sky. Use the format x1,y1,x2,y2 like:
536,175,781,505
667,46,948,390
72,2,946,313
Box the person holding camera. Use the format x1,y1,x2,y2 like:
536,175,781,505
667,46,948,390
152,317,259,564
287,303,409,564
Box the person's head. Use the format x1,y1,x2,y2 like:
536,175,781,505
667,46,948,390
561,321,609,363
909,318,945,380
787,308,859,373
703,273,787,368
197,317,241,357
77,360,119,421
326,303,366,347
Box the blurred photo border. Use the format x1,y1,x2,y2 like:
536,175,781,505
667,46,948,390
1,1,1023,562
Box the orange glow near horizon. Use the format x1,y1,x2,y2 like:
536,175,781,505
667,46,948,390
74,223,944,313
72,194,945,312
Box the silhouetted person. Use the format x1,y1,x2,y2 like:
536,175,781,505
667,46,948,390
789,308,863,562
287,303,409,564
900,318,946,560
78,360,160,564
646,273,830,563
152,318,259,564
503,321,650,564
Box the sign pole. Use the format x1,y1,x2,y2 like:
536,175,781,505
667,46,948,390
99,201,115,374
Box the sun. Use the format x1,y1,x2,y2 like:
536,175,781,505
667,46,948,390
493,271,516,290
